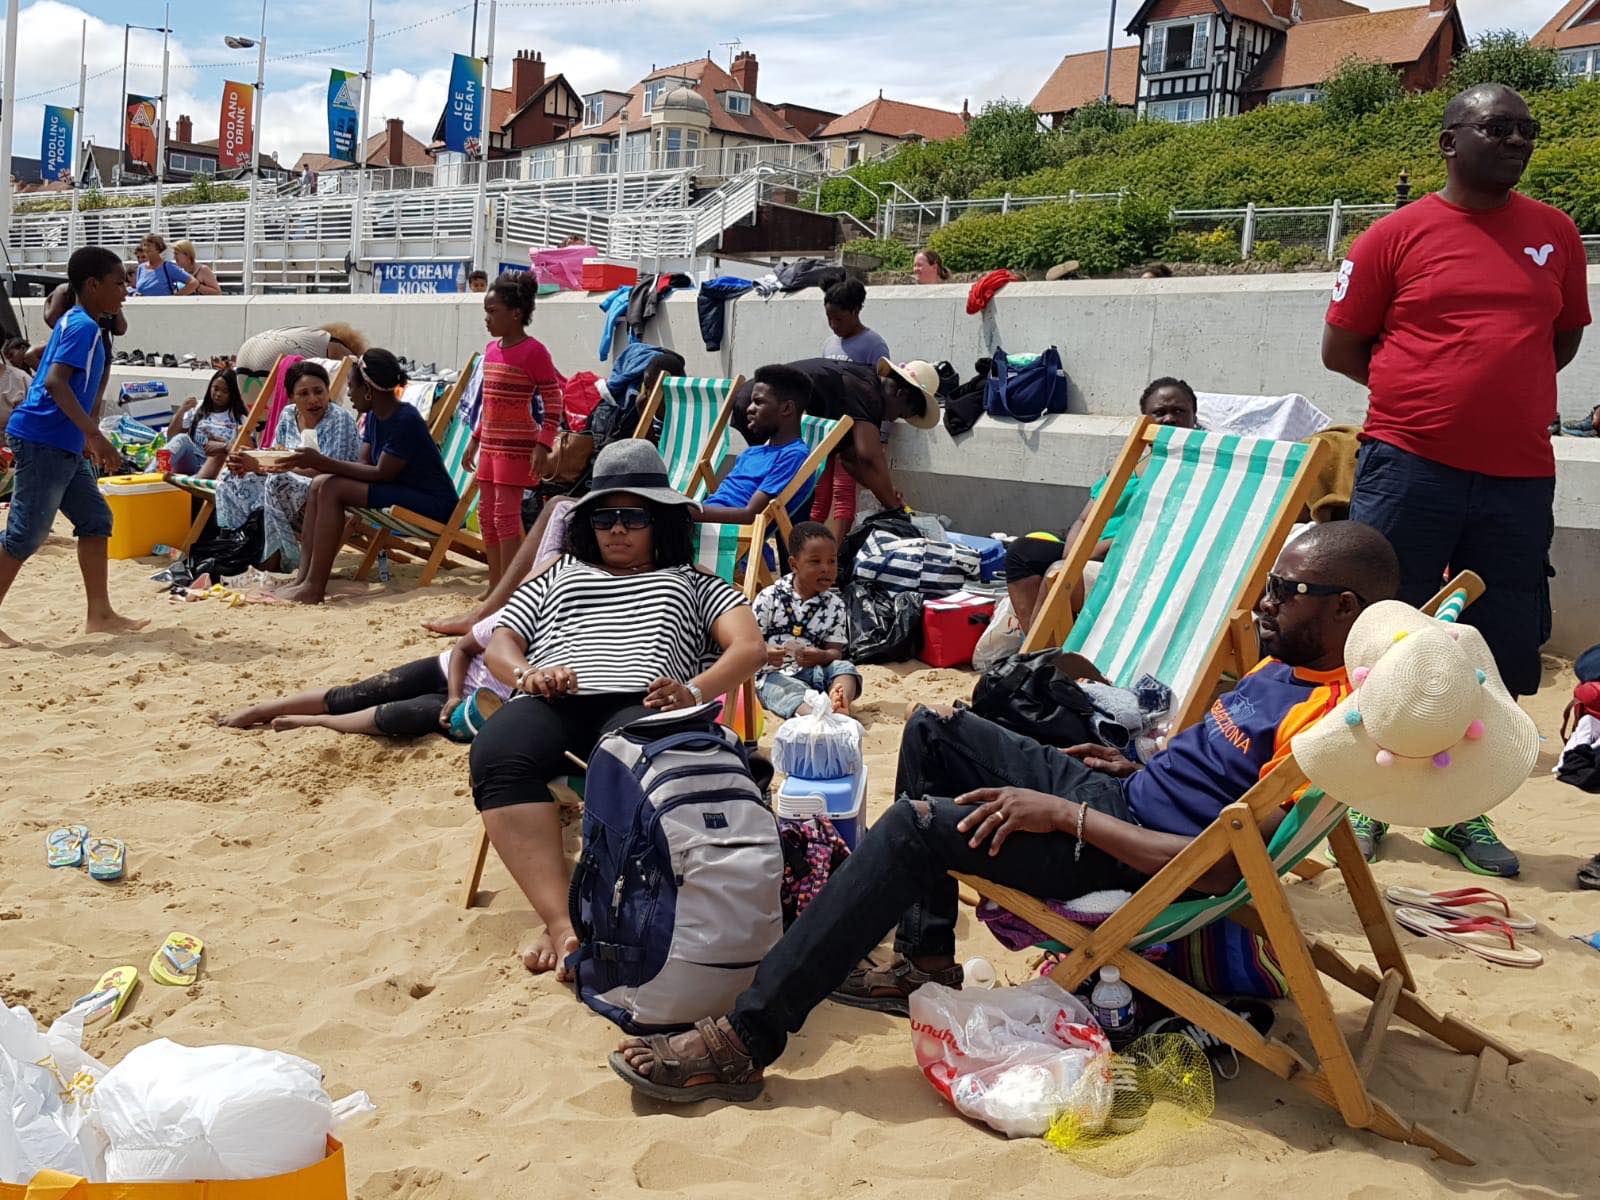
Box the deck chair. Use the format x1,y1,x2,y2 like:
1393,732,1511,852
1024,418,1328,732
632,373,744,499
963,573,1508,1166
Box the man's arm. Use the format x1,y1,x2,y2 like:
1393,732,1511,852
697,489,774,525
1321,324,1375,386
846,421,900,508
1555,328,1584,372
41,362,119,471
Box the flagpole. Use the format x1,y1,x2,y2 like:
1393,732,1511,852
155,3,172,222
71,19,86,254
244,0,268,294
0,0,19,241
353,0,374,287
474,0,497,272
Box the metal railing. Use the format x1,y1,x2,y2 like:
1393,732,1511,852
880,190,1127,245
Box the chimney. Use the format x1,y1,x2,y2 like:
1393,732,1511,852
512,50,546,109
176,113,193,143
386,117,405,166
731,50,758,97
1267,0,1295,18
961,99,970,124
1428,0,1450,11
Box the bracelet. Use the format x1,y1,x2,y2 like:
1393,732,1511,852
1074,802,1089,863
686,681,704,703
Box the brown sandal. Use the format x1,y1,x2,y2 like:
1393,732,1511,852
608,1017,764,1103
829,957,963,1017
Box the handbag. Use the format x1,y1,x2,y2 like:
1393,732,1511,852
983,346,1069,423
854,530,979,596
969,648,1098,747
544,430,594,486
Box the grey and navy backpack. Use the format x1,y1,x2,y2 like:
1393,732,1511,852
567,705,784,1033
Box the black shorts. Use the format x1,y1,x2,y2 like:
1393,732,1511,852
324,656,451,737
1004,534,1064,584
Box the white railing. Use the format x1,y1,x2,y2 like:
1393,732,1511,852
880,189,1127,243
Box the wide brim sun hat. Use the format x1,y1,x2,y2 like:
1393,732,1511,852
877,357,942,429
1292,600,1539,828
568,439,698,513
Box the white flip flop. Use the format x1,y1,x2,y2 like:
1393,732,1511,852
1384,885,1535,932
1392,906,1543,968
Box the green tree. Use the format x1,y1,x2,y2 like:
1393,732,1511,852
1320,57,1404,123
1446,30,1569,96
1068,98,1136,136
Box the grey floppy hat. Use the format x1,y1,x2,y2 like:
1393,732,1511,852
569,439,697,513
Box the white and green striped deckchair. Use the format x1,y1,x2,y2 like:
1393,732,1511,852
1024,417,1329,732
966,574,1508,1166
635,373,743,499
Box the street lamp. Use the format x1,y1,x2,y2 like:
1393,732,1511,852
223,4,269,294
119,21,171,186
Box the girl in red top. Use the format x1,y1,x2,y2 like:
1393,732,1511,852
467,272,563,588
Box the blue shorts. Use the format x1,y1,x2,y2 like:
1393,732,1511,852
3,434,114,562
366,482,457,522
757,661,862,718
1348,438,1553,697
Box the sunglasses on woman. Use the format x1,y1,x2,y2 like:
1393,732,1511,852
588,507,653,531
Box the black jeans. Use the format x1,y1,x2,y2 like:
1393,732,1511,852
324,656,450,737
469,692,651,810
729,707,1143,1067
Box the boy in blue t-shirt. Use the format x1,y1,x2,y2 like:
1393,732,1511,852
695,363,813,526
1,246,149,646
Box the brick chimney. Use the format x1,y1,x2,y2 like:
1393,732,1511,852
1428,0,1451,11
176,114,192,143
386,117,405,166
731,50,758,97
513,50,546,109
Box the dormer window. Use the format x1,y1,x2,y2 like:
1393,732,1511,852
723,91,752,116
583,95,605,127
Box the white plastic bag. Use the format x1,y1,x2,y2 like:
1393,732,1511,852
909,978,1113,1139
771,691,862,779
0,1003,108,1183
91,1040,369,1183
972,595,1024,674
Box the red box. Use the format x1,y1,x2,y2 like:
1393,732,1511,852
919,591,996,669
582,259,639,291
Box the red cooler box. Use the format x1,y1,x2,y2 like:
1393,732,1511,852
582,258,639,291
920,591,996,668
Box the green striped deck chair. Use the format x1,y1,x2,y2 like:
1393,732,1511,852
1024,418,1329,732
965,575,1506,1167
635,374,743,499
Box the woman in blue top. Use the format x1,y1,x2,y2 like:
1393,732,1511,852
276,348,458,604
131,234,198,297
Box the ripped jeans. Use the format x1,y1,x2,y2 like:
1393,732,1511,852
729,706,1142,1066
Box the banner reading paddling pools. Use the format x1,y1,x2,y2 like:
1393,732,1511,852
327,69,362,163
443,53,485,155
41,105,75,182
218,81,255,170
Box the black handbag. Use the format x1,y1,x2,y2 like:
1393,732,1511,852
969,648,1099,748
185,510,264,579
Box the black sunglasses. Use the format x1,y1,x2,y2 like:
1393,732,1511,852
588,506,653,532
1265,573,1366,607
1448,118,1539,142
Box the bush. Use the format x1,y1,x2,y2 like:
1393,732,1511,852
1447,30,1569,96
1068,99,1136,136
1249,237,1282,262
840,237,913,270
1321,57,1404,123
1274,244,1321,269
1163,226,1241,264
924,196,1172,275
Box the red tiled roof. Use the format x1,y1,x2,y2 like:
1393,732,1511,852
1246,4,1454,91
557,58,805,144
1032,45,1140,115
1533,0,1600,49
1130,0,1367,33
818,97,967,141
294,126,432,173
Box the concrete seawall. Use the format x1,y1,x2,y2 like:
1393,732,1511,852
18,272,1599,656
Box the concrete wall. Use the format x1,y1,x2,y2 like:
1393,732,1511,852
18,272,1600,655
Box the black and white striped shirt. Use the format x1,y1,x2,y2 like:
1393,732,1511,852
497,557,748,694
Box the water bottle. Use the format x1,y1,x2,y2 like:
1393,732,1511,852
376,550,391,583
1090,965,1138,1050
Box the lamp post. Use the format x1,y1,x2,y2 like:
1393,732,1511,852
473,0,498,273
1102,0,1118,103
224,1,269,294
116,21,171,188
154,5,172,220
1,0,19,240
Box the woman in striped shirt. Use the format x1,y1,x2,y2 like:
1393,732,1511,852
471,440,767,976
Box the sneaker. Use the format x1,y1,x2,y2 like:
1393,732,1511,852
1327,811,1387,864
1424,816,1520,878
1144,997,1274,1083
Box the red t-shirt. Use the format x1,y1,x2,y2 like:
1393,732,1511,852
1325,191,1591,478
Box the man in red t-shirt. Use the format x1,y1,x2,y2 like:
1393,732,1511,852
1322,83,1591,878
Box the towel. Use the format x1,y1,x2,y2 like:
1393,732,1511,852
1304,424,1361,523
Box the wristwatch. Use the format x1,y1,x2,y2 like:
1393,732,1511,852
686,682,704,703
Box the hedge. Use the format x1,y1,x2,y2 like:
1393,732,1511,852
924,196,1171,275
839,237,913,270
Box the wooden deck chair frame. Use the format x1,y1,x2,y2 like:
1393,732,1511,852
1022,416,1329,733
964,573,1508,1166
632,372,744,500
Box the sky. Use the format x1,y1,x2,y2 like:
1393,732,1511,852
0,0,1564,169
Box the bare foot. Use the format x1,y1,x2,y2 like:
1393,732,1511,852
274,582,324,605
85,611,151,635
829,686,854,717
521,928,579,978
218,705,275,728
270,714,323,732
0,628,17,649
423,613,474,637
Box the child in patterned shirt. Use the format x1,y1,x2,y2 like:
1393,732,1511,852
752,522,861,718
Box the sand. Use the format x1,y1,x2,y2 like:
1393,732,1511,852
2,532,1597,1200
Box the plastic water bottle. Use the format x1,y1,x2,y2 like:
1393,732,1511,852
376,550,390,582
1090,965,1138,1050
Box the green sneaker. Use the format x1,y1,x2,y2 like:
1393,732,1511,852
1424,816,1520,878
1327,811,1387,864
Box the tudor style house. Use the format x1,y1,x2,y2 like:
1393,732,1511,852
1534,0,1600,80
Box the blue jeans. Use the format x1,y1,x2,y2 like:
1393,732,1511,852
1348,439,1553,697
3,435,114,562
164,433,209,474
756,661,861,718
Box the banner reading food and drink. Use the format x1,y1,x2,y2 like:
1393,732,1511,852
41,105,75,181
218,81,255,170
327,69,362,163
443,53,485,155
124,94,158,173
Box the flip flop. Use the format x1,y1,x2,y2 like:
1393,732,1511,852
69,966,138,1025
1392,906,1543,968
150,931,204,986
47,825,89,868
1384,885,1536,932
86,837,126,882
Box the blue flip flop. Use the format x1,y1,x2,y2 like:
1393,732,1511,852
47,825,89,868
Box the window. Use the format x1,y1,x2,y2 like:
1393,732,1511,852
594,140,615,173
625,130,650,172
1146,98,1206,123
583,94,606,127
729,147,752,174
1147,18,1209,73
1560,48,1595,78
1268,87,1324,105
643,80,668,113
723,91,751,116
169,151,216,174
661,128,701,170
845,140,862,166
527,146,556,180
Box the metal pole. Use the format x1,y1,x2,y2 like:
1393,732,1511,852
470,0,480,57
0,0,19,239
155,5,171,222
71,20,86,253
1103,0,1118,102
244,0,268,294
474,0,497,271
1326,198,1342,262
119,24,130,182
352,0,375,286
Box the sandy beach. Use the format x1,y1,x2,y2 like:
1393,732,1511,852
2,531,1597,1200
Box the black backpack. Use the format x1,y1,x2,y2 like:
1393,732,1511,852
970,648,1099,748
837,509,921,588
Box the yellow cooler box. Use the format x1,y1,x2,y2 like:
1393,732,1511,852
98,473,191,559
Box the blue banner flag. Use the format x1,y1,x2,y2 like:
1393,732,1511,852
375,261,469,294
41,105,75,182
443,53,486,155
327,69,362,163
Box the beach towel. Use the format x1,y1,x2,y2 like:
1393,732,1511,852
1195,391,1331,442
260,355,304,448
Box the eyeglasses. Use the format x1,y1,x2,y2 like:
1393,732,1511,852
588,507,653,531
1264,573,1366,607
1448,118,1540,142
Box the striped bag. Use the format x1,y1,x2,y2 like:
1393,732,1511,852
853,530,981,595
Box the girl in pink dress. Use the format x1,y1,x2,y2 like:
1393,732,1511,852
467,273,563,588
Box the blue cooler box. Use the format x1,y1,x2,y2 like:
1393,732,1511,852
947,531,1005,581
775,768,869,849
